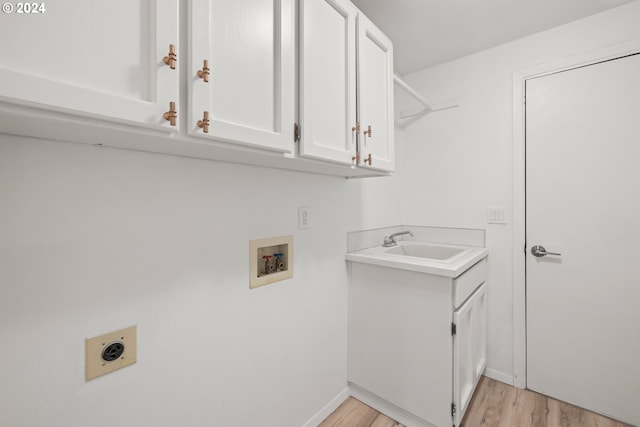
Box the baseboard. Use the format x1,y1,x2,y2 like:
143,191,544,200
483,368,514,386
303,373,515,427
348,384,437,427
301,387,350,427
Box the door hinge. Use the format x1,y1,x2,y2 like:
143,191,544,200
294,122,300,142
451,323,457,336
451,402,457,417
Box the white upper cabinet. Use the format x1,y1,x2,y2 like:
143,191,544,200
189,0,295,153
0,0,391,177
299,0,357,165
299,2,394,172
357,14,395,172
0,0,179,130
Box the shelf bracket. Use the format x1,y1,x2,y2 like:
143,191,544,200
394,73,459,125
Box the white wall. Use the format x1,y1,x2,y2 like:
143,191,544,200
5,2,638,423
354,126,407,230
398,1,640,383
0,133,404,426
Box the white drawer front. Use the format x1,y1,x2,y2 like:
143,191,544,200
453,258,486,308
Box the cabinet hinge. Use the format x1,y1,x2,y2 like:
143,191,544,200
452,402,457,417
294,122,300,142
451,323,457,336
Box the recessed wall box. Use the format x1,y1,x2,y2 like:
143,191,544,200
250,235,293,289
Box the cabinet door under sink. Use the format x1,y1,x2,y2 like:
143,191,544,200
453,283,486,426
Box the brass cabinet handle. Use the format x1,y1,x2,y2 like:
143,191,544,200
351,122,360,133
163,102,177,126
352,151,361,164
197,111,210,133
163,44,177,69
363,125,372,137
363,153,373,165
197,60,210,82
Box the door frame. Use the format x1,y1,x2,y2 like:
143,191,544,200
511,39,640,389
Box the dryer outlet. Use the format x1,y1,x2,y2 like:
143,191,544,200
85,325,137,381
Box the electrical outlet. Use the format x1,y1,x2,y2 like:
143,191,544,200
85,325,137,381
298,207,309,229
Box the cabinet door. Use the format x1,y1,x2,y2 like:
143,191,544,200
190,0,295,153
0,1,179,130
453,292,476,427
473,284,487,382
299,0,357,164
453,282,486,426
357,14,394,172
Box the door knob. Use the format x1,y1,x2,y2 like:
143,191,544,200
531,245,561,257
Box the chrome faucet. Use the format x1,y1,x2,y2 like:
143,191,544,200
382,230,413,247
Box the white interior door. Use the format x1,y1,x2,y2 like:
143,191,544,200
526,53,640,426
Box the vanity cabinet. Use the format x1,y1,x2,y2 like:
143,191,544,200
299,0,394,172
0,0,179,130
189,0,295,153
348,258,487,427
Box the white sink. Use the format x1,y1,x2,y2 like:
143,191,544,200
346,240,488,277
382,242,465,260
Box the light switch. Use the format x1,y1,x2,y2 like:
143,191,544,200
487,207,507,224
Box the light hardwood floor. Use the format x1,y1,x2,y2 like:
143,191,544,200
318,376,634,427
318,396,404,427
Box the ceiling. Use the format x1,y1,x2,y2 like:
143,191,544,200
351,0,637,75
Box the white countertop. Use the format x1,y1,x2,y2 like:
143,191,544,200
345,242,488,278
